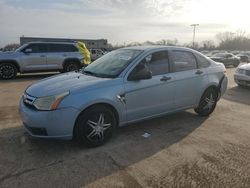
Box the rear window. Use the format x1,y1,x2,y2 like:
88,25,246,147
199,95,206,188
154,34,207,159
195,53,210,68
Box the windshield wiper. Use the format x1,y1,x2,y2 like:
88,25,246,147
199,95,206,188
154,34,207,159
82,70,96,76
82,70,115,78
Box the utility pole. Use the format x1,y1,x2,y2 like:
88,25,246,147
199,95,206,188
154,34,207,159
190,24,199,48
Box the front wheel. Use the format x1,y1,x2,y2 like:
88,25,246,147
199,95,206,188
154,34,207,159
194,88,218,116
0,63,17,80
75,106,117,147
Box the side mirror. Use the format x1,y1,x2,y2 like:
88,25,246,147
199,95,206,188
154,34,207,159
24,48,32,53
145,54,152,63
128,68,152,81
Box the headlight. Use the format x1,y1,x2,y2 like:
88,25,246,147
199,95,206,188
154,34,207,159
33,91,69,111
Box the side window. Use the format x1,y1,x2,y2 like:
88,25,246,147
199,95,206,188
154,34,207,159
63,44,78,52
47,44,65,53
24,44,47,53
145,51,169,76
172,51,197,72
195,53,210,68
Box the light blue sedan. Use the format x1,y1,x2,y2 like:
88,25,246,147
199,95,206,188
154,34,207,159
19,46,228,146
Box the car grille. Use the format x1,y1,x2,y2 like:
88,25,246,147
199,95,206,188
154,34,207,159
23,93,36,109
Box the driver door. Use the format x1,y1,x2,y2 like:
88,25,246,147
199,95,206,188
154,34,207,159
124,50,175,122
20,43,47,72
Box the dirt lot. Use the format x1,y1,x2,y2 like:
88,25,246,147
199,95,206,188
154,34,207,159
0,67,250,188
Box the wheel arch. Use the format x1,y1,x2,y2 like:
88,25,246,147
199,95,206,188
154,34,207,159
73,102,120,139
200,84,219,101
0,60,20,72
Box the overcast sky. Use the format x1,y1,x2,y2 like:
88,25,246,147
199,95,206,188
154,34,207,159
0,0,250,47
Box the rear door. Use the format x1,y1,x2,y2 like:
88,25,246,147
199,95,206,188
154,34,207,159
20,43,47,71
169,50,208,109
45,44,67,70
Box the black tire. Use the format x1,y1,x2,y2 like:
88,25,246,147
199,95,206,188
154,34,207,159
194,87,218,116
74,105,117,147
63,62,80,72
0,63,17,80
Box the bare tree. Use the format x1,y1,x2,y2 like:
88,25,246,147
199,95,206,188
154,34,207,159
216,30,250,50
3,43,20,51
201,40,215,50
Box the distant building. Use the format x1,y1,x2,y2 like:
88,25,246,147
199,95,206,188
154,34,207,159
20,37,109,50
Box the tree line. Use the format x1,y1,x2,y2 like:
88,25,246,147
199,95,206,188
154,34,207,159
2,30,250,52
114,30,250,51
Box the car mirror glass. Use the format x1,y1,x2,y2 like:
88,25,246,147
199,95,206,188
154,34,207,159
24,48,32,53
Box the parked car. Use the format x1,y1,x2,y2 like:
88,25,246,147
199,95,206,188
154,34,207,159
90,49,105,61
0,42,84,79
234,63,250,87
236,54,249,63
206,50,227,58
236,53,250,63
19,46,228,146
210,53,240,67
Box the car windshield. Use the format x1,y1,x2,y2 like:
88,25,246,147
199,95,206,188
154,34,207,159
15,44,28,52
82,49,142,78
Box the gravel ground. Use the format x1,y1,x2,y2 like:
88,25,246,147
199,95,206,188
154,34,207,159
0,67,250,188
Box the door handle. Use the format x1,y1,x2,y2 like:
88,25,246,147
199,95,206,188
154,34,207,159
195,70,203,75
160,76,171,82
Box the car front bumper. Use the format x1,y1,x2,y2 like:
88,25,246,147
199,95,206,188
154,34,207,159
234,73,250,86
19,99,80,140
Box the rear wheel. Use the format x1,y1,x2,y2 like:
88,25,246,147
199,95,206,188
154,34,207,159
0,63,17,80
63,62,80,72
194,88,218,116
75,106,116,147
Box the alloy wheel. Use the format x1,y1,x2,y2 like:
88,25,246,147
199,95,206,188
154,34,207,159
203,94,215,111
86,113,112,142
0,64,16,79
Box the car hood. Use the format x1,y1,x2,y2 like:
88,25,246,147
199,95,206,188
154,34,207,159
0,51,20,59
239,63,250,70
26,72,116,97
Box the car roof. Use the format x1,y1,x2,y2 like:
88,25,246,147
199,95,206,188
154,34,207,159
122,45,196,52
26,42,76,45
